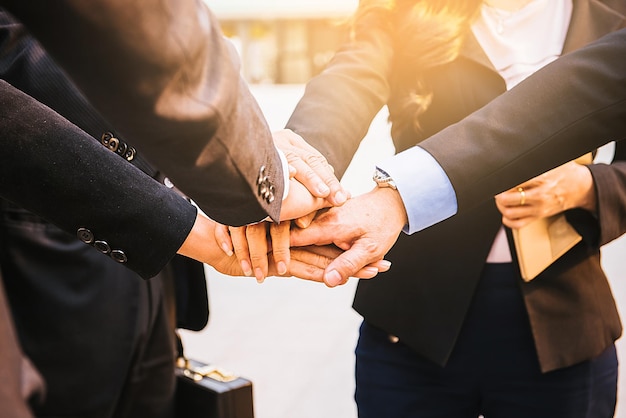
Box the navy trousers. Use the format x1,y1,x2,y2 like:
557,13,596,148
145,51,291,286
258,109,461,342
355,263,618,418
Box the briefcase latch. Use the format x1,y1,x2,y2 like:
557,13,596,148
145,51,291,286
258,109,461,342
178,358,238,383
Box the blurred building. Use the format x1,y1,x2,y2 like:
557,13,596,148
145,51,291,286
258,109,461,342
205,0,358,83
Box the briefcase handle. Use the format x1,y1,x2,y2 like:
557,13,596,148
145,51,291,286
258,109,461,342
176,357,238,383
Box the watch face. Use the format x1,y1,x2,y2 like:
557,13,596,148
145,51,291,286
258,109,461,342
373,169,397,189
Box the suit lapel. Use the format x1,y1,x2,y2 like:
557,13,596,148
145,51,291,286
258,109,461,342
563,0,625,53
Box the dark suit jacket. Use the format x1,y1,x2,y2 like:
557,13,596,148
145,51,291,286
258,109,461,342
0,0,284,226
287,0,626,372
0,10,208,327
0,14,209,414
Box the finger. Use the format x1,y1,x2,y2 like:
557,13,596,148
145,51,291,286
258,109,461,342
269,221,290,275
293,156,348,206
501,215,535,230
290,222,334,247
370,259,392,273
495,190,525,208
288,246,391,281
229,226,252,277
277,129,349,206
214,224,233,256
323,244,375,287
289,156,331,197
279,179,329,221
246,222,270,283
303,245,392,275
498,200,538,222
294,211,317,229
287,247,333,282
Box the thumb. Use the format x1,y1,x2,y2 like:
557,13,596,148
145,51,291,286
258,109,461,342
323,245,372,287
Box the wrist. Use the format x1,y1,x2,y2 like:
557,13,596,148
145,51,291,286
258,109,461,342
575,165,597,213
370,186,409,230
177,213,220,264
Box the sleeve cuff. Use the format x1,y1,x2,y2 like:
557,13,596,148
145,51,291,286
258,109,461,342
378,146,458,234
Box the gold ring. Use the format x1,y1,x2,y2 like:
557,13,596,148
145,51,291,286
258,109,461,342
518,187,526,206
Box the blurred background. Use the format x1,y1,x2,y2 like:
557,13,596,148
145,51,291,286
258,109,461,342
205,0,358,84
180,2,626,417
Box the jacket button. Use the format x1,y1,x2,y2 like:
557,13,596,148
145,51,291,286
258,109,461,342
110,250,128,263
124,147,136,161
116,141,128,156
258,177,269,196
106,137,120,152
101,132,120,152
257,166,266,185
101,132,114,146
77,228,94,244
94,240,111,254
266,185,275,203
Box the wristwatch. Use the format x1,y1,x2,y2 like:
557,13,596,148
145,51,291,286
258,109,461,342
373,168,397,190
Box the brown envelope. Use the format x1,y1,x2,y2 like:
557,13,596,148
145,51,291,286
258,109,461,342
512,153,592,281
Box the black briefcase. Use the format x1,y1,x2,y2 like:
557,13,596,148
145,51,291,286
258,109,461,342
175,358,254,418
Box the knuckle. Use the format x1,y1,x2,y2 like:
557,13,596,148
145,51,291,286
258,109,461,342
304,153,328,167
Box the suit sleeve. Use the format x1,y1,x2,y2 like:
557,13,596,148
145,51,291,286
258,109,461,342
0,80,197,279
0,0,283,226
417,28,626,216
587,140,626,246
286,7,393,178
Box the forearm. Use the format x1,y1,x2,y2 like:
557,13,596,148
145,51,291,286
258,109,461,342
419,29,626,215
0,81,196,278
286,11,393,177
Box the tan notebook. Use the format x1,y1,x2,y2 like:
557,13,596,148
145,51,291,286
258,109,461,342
512,153,592,281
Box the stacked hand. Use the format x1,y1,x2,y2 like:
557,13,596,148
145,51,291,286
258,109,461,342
178,214,382,281
207,129,405,286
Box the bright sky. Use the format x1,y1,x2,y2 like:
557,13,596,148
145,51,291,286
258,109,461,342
205,0,359,19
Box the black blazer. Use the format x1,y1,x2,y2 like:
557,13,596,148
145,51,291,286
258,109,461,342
288,0,626,372
0,0,284,226
0,13,209,414
0,11,208,327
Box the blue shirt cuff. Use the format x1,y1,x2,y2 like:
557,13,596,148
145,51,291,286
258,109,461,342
378,146,458,234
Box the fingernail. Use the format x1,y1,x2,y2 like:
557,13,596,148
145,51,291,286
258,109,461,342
325,270,343,287
277,261,287,275
379,260,392,269
220,242,233,257
255,268,265,283
334,190,347,205
241,260,252,277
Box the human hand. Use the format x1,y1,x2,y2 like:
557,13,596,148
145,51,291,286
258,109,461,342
214,221,290,281
214,221,391,283
273,129,349,207
290,187,407,287
494,160,595,229
178,213,384,281
279,177,333,221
